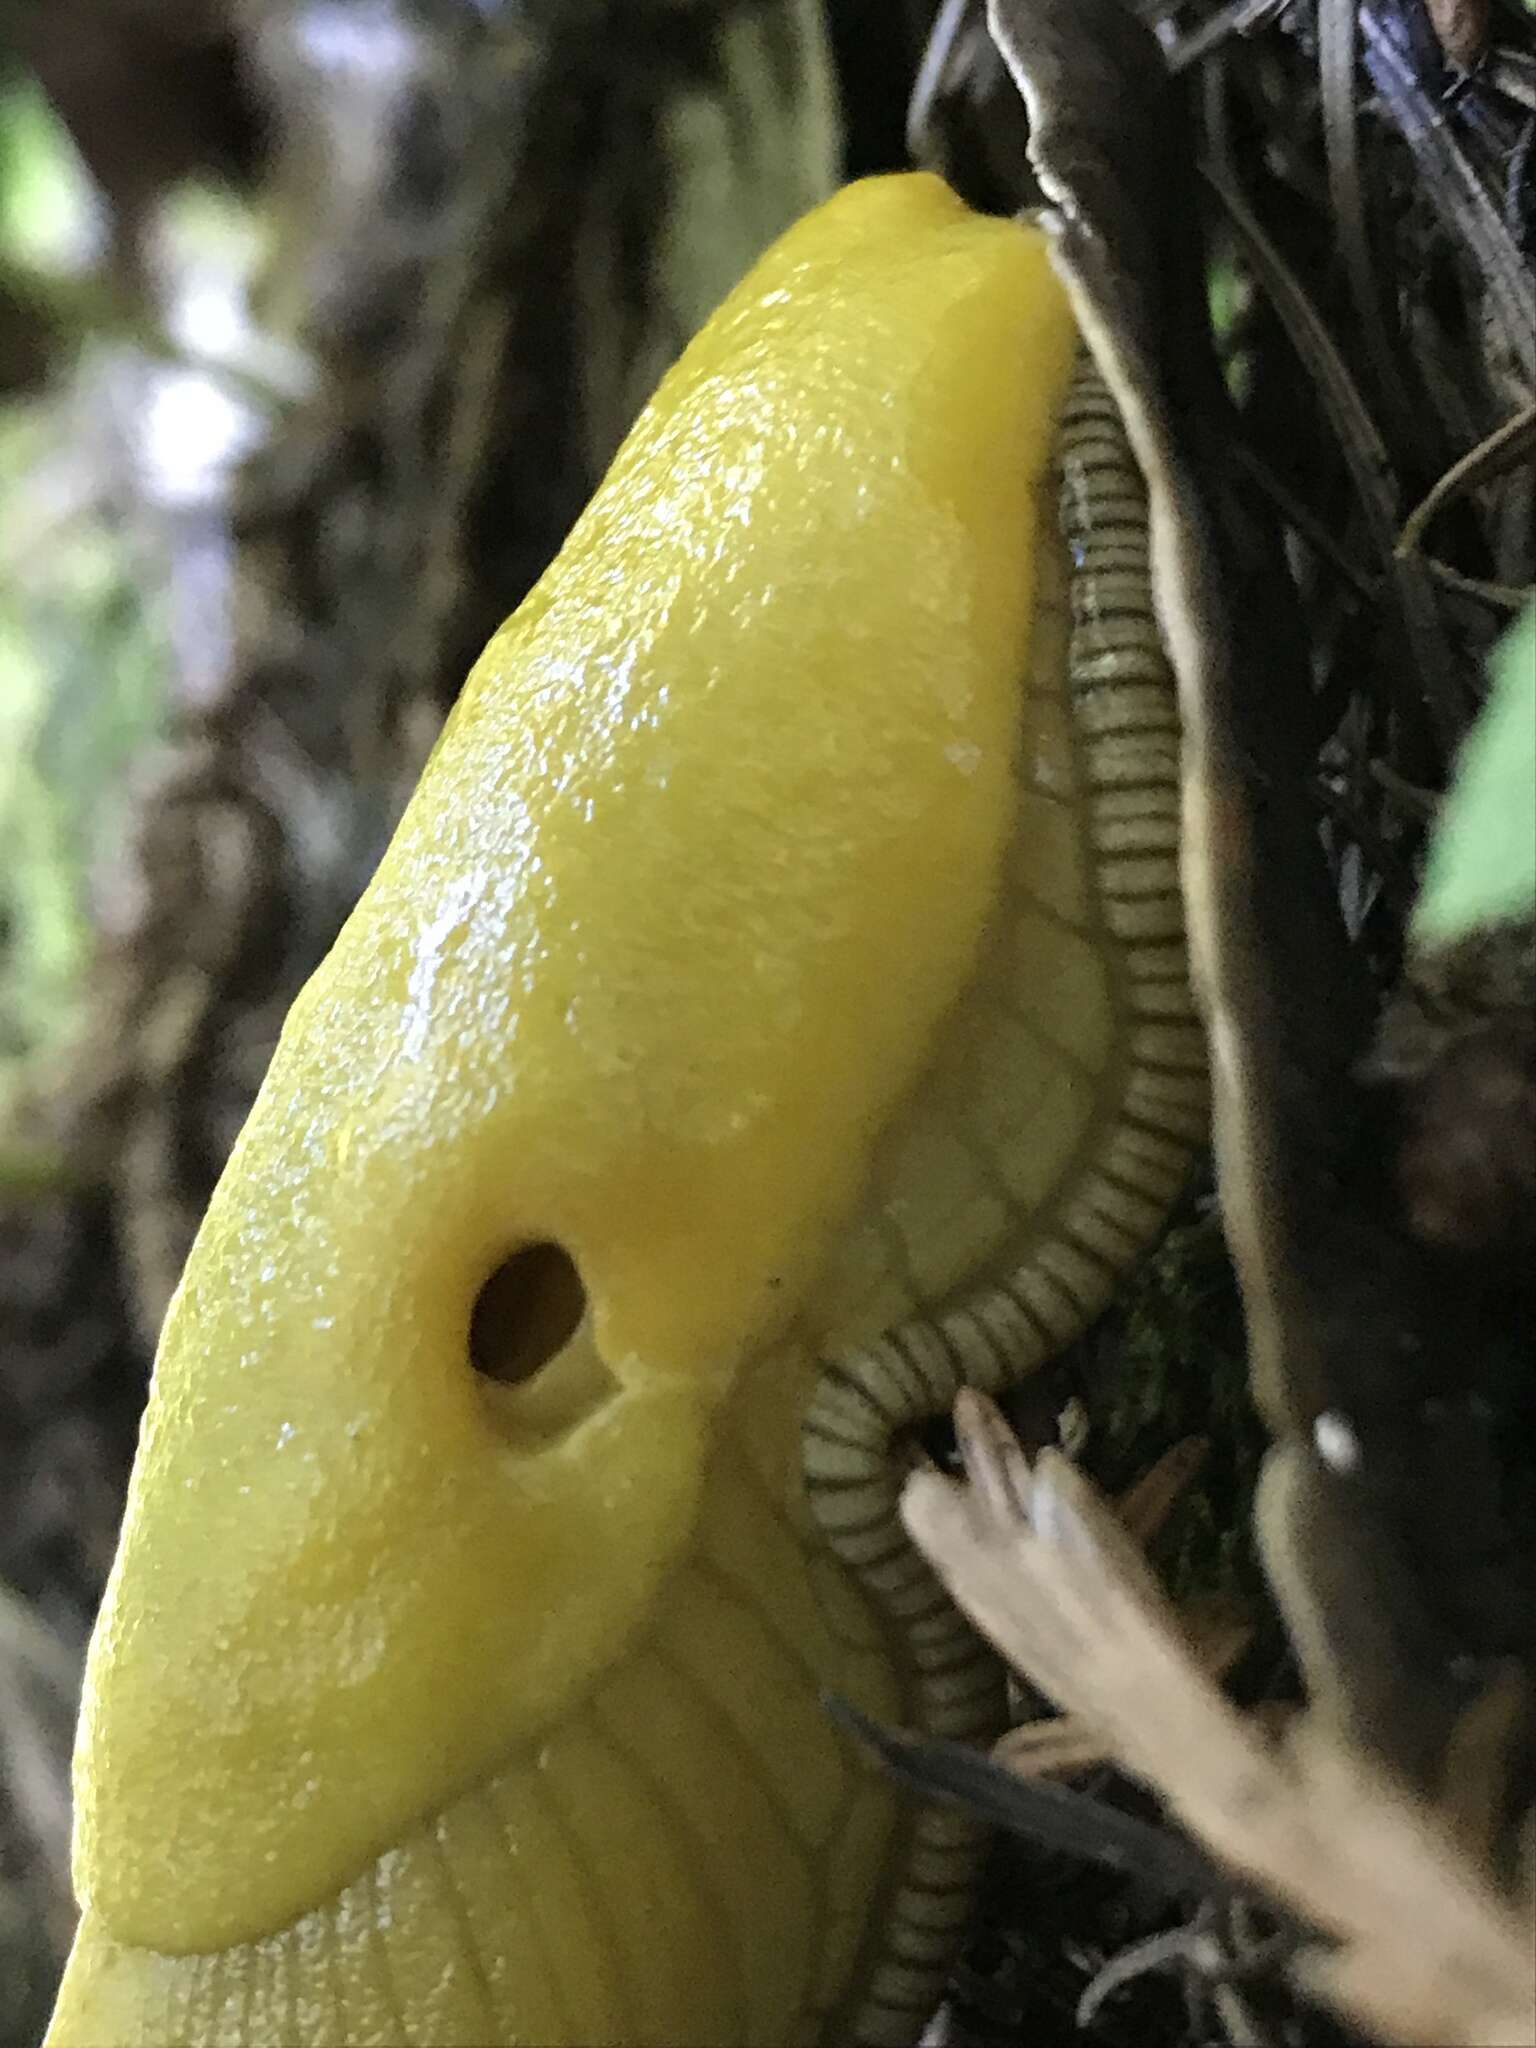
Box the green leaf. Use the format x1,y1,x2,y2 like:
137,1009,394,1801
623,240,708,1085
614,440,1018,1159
1413,600,1536,947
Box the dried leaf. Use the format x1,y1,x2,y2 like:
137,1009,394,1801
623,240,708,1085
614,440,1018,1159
903,1400,1536,2048
985,0,1526,1794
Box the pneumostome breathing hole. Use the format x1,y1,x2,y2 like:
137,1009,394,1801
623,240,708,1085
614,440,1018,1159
469,1240,587,1387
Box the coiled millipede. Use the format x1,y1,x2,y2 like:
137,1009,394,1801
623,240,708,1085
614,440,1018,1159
804,348,1206,2047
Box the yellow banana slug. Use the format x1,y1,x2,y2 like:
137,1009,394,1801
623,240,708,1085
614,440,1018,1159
48,173,1206,2048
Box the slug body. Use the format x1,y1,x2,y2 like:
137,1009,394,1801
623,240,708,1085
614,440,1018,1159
48,175,1203,2048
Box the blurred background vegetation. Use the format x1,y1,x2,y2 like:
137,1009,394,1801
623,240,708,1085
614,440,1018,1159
0,2,1531,2044
0,75,163,1131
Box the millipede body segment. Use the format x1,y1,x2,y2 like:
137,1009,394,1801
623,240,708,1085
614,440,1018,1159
805,347,1203,2046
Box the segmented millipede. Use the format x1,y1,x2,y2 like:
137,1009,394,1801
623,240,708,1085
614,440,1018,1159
803,346,1206,2048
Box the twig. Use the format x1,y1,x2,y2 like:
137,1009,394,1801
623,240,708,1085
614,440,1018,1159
1396,400,1536,559
1360,0,1536,385
1318,0,1418,441
1202,160,1466,759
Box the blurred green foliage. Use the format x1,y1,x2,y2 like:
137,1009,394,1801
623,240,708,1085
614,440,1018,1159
0,74,103,276
0,76,167,1138
1413,599,1536,947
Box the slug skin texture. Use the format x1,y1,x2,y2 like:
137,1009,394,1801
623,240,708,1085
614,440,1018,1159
48,173,1077,2048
